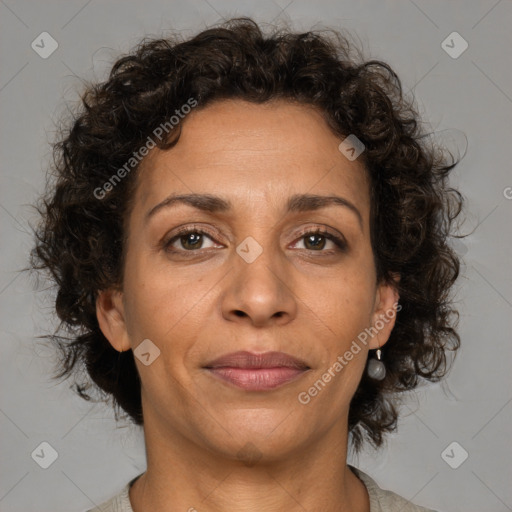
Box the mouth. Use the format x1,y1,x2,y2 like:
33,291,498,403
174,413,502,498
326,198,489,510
203,351,311,391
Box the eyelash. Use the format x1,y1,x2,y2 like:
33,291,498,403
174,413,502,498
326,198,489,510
162,226,347,255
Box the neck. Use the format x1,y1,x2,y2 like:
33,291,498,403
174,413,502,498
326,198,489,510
129,409,370,512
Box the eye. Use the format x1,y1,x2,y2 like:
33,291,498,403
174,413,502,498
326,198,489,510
164,228,221,252
292,228,347,252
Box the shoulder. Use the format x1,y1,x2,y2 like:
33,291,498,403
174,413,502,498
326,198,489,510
349,466,439,512
84,473,141,512
85,486,132,512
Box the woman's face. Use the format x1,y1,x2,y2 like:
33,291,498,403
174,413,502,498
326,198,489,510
98,99,398,462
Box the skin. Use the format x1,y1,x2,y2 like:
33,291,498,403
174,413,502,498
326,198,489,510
97,99,400,512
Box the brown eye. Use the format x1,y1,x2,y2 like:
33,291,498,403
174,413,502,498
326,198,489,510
179,232,204,250
293,228,347,252
164,229,220,253
304,233,327,250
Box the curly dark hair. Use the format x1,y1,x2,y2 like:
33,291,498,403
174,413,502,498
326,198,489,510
31,17,465,453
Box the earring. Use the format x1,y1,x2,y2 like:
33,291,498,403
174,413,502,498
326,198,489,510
367,347,386,380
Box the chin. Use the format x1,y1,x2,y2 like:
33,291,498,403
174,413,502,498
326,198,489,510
202,412,310,463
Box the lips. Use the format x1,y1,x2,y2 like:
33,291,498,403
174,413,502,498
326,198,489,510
203,351,310,391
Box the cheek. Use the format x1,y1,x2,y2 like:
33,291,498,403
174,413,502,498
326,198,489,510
299,274,373,412
304,264,376,341
121,251,215,349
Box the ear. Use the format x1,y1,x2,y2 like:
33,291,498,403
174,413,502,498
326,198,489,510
96,288,131,352
368,273,401,350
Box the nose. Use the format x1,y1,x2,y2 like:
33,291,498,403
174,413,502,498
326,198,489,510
220,245,298,328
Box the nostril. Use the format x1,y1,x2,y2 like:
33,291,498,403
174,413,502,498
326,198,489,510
234,310,246,317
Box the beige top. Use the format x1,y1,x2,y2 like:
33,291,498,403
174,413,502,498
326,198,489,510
86,466,438,512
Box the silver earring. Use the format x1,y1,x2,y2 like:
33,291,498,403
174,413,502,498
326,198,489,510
367,348,386,380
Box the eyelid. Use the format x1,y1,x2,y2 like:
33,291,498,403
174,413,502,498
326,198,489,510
292,222,346,241
172,224,220,239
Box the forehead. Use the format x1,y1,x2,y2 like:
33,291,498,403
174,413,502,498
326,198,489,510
134,99,370,220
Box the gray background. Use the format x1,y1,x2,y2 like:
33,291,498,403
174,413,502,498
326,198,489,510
1,1,511,511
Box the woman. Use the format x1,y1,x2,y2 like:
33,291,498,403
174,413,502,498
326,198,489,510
32,17,464,512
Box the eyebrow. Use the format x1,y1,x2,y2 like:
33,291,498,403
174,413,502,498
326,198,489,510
145,193,363,229
287,194,363,229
